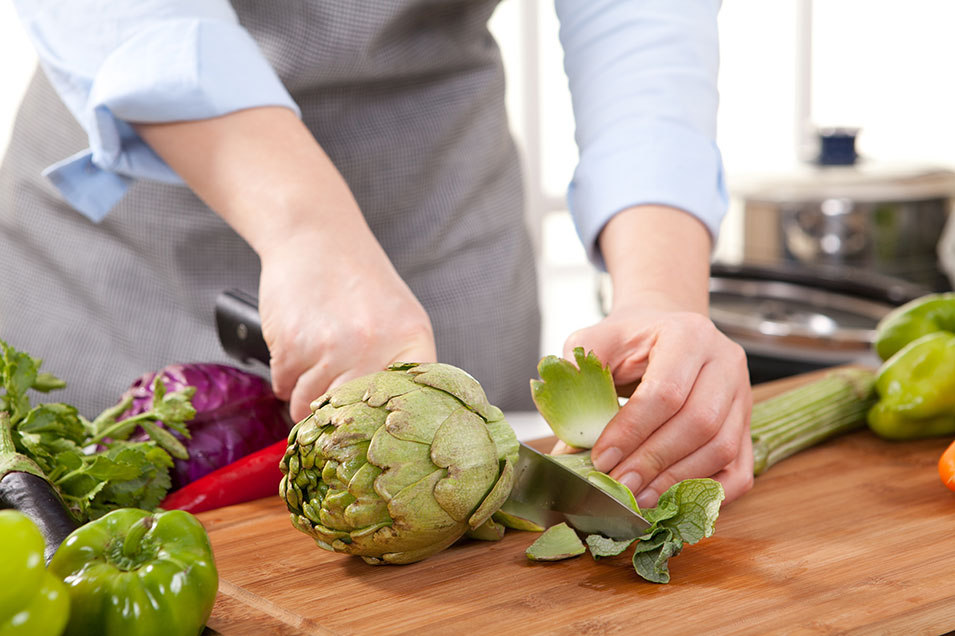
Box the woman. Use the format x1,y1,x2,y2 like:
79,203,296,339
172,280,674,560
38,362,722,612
2,0,753,506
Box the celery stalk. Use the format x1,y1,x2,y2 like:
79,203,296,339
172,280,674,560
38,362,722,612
751,368,877,475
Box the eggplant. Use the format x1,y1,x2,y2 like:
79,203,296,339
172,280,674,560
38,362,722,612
0,471,79,563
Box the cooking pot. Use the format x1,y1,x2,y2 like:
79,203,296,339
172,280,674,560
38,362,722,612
732,159,955,292
707,262,930,383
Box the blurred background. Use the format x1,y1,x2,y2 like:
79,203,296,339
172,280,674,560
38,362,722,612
3,0,954,383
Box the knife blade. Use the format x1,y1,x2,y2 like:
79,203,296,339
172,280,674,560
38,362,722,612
505,443,651,539
214,289,652,539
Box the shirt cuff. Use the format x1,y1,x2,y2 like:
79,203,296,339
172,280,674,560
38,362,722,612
568,119,728,269
45,18,300,222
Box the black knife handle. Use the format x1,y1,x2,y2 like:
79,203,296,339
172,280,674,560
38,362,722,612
215,289,270,365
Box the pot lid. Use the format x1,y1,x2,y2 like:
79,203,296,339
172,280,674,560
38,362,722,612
732,161,955,204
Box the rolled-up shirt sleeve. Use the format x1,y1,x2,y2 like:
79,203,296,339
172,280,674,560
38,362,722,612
11,0,300,221
555,0,728,268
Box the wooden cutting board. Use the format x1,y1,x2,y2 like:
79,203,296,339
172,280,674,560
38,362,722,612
197,369,955,636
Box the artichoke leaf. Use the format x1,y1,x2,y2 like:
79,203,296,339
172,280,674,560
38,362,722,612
430,407,500,522
467,457,514,530
530,347,620,449
351,469,464,555
323,402,387,450
466,516,506,541
362,372,420,408
384,387,462,444
405,362,494,420
367,429,440,500
322,373,380,408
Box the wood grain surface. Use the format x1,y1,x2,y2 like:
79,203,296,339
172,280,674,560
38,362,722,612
197,368,955,636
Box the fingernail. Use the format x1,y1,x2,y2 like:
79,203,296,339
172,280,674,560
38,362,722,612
636,489,659,509
618,472,643,494
592,447,623,472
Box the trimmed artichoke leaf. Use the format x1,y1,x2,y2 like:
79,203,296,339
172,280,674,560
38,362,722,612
586,534,637,558
363,371,420,408
325,373,380,408
466,516,506,541
484,412,520,465
378,469,464,552
376,531,465,565
344,462,390,528
525,522,586,561
467,457,514,530
324,402,387,450
319,489,358,530
430,407,500,522
367,429,440,500
406,362,493,420
335,441,370,484
294,415,324,447
384,387,461,443
530,347,620,449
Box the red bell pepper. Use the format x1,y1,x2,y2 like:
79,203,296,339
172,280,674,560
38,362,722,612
161,438,287,513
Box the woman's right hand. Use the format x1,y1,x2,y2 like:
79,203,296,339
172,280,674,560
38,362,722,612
134,107,437,422
258,227,436,422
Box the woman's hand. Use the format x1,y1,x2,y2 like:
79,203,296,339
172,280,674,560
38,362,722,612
136,107,437,421
574,203,755,507
258,227,436,421
564,302,753,507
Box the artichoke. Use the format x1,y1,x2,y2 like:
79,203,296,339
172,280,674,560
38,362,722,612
279,362,519,565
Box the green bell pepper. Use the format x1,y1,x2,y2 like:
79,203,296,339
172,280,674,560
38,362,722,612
867,331,955,440
0,510,69,636
48,508,218,636
874,292,955,361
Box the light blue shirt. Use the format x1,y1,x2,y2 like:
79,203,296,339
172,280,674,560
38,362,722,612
11,0,726,266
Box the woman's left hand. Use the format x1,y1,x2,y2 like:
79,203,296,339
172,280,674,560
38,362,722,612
564,300,754,508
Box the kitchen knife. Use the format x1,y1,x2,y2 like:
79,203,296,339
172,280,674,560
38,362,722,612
214,289,652,539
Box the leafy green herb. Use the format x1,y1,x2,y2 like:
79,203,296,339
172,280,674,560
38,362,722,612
530,347,620,449
0,338,195,522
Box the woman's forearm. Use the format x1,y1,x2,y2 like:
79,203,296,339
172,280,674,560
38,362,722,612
598,204,713,314
134,107,376,259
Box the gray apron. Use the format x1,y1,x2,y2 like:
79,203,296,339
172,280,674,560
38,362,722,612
0,0,540,417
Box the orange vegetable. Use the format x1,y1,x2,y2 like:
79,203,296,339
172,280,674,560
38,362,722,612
938,439,955,492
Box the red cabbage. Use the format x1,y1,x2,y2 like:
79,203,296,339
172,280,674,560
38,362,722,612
120,363,293,489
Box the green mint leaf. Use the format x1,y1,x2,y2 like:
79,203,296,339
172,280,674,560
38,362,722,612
632,529,683,584
531,347,619,449
586,534,637,558
649,478,725,545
